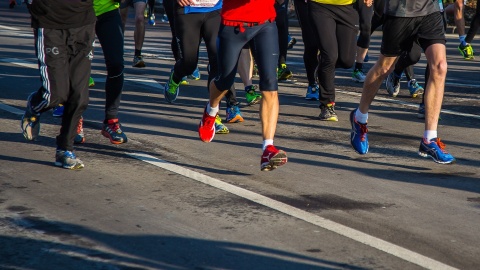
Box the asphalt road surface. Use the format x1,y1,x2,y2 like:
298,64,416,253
0,4,479,270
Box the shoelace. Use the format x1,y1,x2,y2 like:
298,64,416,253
358,122,368,142
435,138,448,153
108,122,121,132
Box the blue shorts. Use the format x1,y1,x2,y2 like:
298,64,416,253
214,21,279,91
120,0,147,9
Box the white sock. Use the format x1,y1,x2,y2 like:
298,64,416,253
207,103,219,117
423,130,437,142
263,139,274,150
355,108,368,124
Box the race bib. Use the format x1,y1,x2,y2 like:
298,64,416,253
190,0,219,8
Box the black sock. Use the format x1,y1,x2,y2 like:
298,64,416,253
135,49,141,56
355,62,363,71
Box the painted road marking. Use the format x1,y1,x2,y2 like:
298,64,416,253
128,152,457,270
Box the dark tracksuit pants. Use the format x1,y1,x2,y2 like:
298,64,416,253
30,24,95,151
95,9,125,122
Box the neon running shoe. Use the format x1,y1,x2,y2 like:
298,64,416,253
418,138,456,164
319,103,338,121
21,92,41,141
225,104,244,123
245,85,262,106
52,104,64,117
458,43,474,60
187,67,201,80
407,79,424,98
350,109,369,154
89,77,95,87
133,55,146,68
198,107,217,142
260,145,287,171
164,70,180,103
277,63,293,81
385,72,400,97
215,115,229,134
352,69,366,83
148,14,156,26
74,116,85,144
287,36,297,50
55,149,84,170
305,84,319,100
179,76,189,85
101,118,128,144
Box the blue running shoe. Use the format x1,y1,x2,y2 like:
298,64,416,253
55,149,84,169
52,104,64,117
226,104,244,123
419,138,456,164
164,70,180,103
350,109,369,154
188,67,201,80
407,79,424,98
305,84,319,100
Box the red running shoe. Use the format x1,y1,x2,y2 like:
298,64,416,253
198,108,216,142
260,145,287,171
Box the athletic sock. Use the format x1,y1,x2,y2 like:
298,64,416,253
355,108,368,124
424,130,437,142
135,49,142,56
207,103,219,117
263,139,274,151
355,62,363,71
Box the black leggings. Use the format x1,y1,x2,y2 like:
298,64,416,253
275,0,289,66
355,0,373,49
309,2,357,106
163,0,180,61
466,0,480,43
294,0,319,85
95,10,125,121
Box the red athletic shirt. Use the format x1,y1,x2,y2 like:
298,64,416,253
221,0,276,23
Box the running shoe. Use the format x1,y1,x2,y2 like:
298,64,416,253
215,115,229,134
417,103,425,119
74,116,85,144
407,79,424,98
245,85,262,105
89,77,95,87
188,67,201,80
352,68,366,83
55,149,85,170
287,36,297,50
260,145,287,171
458,43,475,60
21,93,41,141
179,76,189,85
385,72,400,97
277,63,293,81
350,109,369,155
148,14,156,26
198,108,216,142
164,70,180,103
418,138,456,164
101,118,128,144
52,104,64,117
305,84,319,100
133,55,146,68
319,103,338,121
161,14,169,23
226,104,244,123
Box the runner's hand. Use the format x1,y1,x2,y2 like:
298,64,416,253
364,0,373,7
177,0,194,7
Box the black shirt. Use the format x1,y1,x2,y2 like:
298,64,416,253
385,0,440,17
29,0,96,29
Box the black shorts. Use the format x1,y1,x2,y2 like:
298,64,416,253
381,12,446,57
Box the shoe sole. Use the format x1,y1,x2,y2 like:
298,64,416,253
261,151,287,171
418,151,456,164
54,161,85,169
101,130,127,144
352,77,365,83
226,116,244,123
319,117,338,121
21,117,39,141
247,97,262,106
133,61,146,68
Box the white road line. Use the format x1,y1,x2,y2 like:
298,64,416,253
0,25,19,31
0,58,38,69
128,152,457,270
